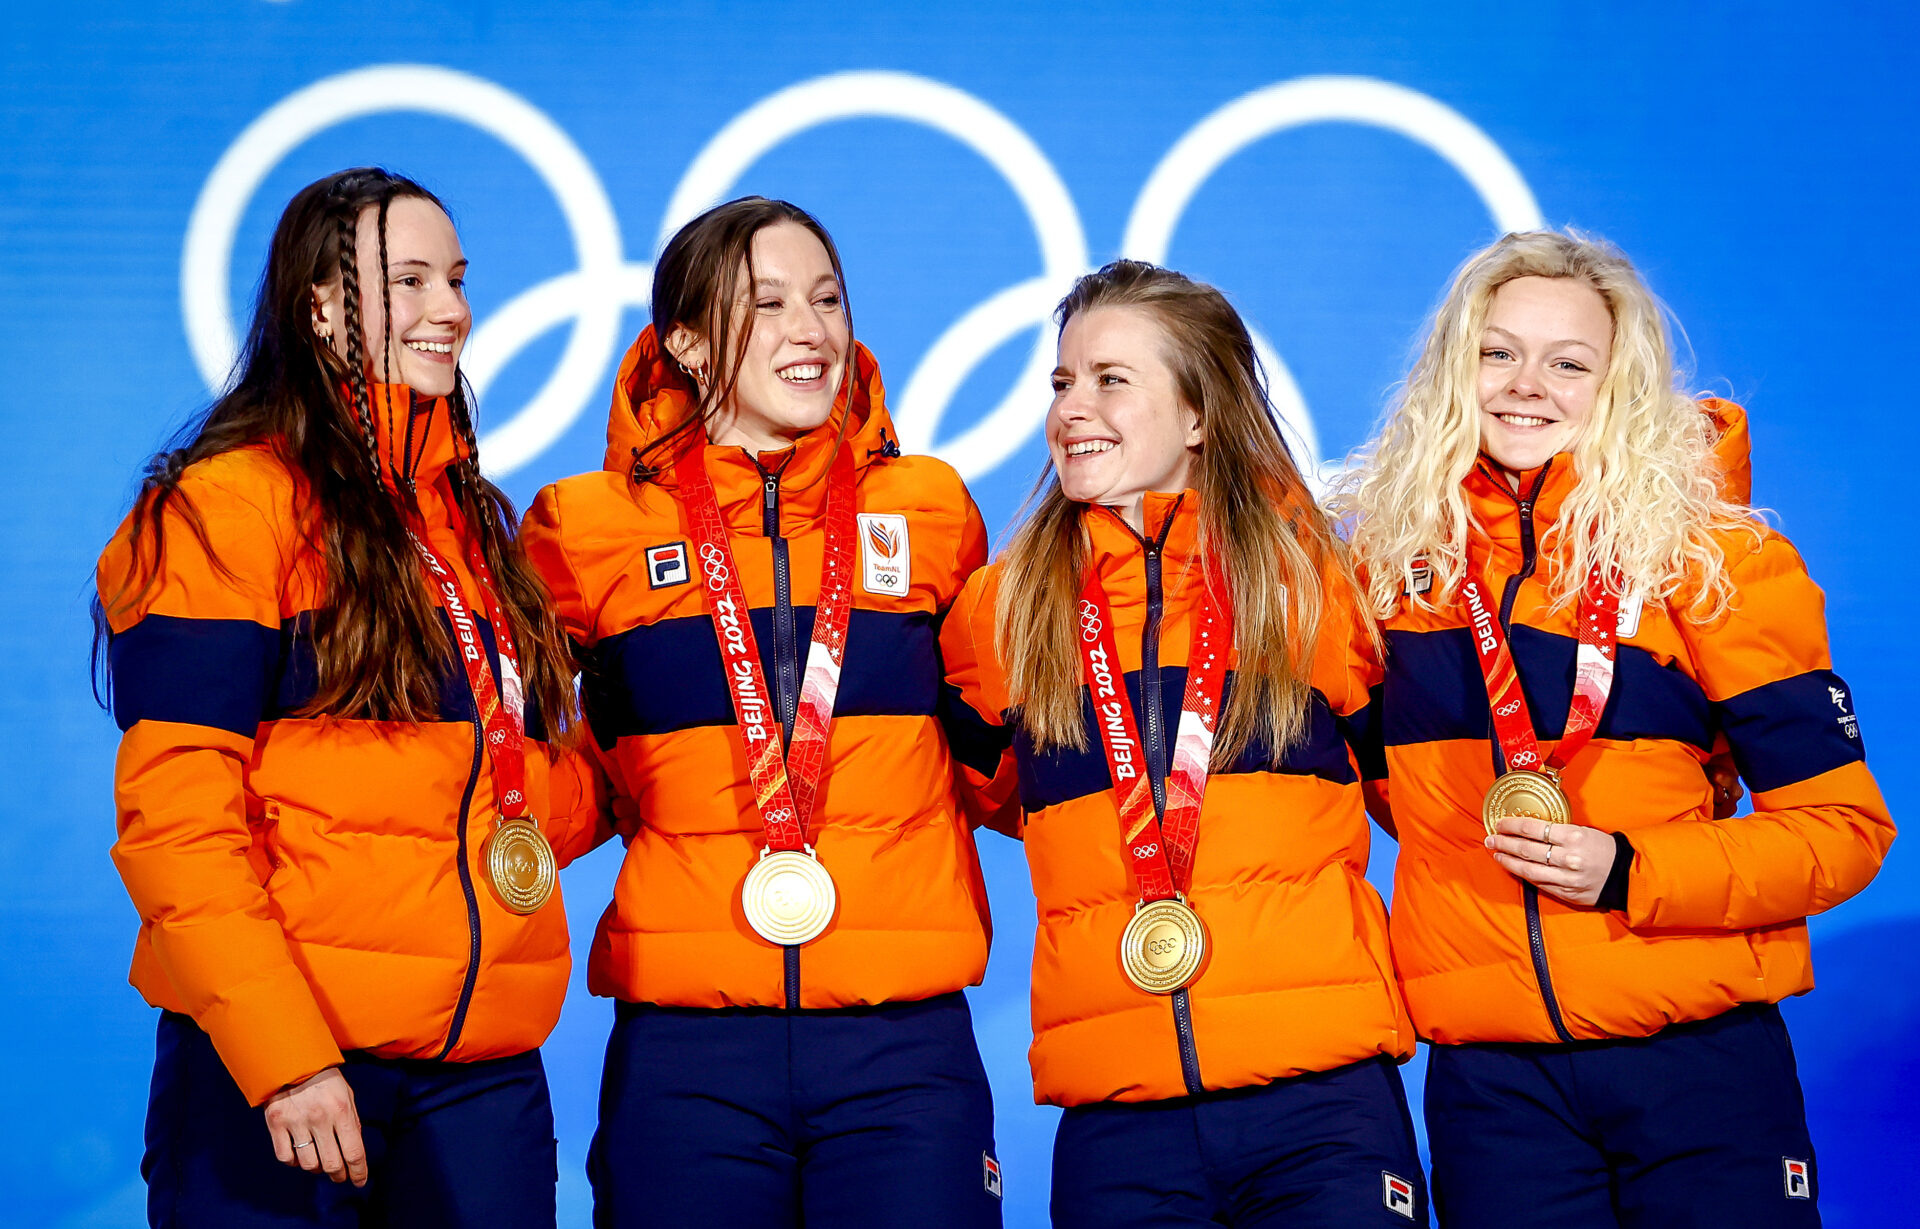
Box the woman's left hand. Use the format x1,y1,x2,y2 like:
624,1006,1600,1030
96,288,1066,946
1486,818,1615,907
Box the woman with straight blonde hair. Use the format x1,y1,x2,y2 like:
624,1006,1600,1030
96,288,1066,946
942,260,1425,1227
1341,229,1893,1227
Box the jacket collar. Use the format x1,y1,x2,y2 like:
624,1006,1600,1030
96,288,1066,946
601,326,898,533
1084,489,1201,569
367,382,460,494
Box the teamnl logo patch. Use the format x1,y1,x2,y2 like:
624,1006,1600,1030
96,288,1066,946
1383,1171,1416,1219
646,541,690,589
859,513,910,595
1783,1157,1812,1199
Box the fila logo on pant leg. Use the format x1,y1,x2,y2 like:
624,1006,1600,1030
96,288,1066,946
647,542,690,589
982,1153,1002,1199
1383,1171,1416,1219
1783,1157,1812,1199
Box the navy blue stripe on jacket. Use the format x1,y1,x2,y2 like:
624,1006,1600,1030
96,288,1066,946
110,608,542,739
1380,627,1715,752
1015,669,1355,813
584,608,940,749
937,680,1014,780
1718,669,1864,793
1337,685,1388,782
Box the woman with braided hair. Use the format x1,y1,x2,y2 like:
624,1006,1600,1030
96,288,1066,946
95,167,603,1226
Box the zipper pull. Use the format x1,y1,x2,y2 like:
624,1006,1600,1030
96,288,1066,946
762,473,780,537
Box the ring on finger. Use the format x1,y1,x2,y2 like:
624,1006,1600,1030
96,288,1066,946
293,1140,316,1150
1544,844,1555,867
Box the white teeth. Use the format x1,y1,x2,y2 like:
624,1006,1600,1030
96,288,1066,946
1497,413,1551,427
405,340,454,355
1066,440,1116,457
779,364,824,382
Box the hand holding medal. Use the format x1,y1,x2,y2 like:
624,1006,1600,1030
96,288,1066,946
1484,816,1618,907
1461,557,1621,908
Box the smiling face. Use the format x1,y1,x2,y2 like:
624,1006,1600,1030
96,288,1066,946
1476,275,1614,479
672,220,850,453
1047,305,1203,530
312,195,471,399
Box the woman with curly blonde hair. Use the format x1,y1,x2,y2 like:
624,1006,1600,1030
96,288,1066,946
1341,230,1893,1227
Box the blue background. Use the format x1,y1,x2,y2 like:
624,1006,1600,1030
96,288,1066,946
6,2,1917,1225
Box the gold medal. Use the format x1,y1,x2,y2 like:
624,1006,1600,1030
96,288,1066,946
742,847,837,946
484,817,556,914
1119,896,1208,995
1481,768,1570,838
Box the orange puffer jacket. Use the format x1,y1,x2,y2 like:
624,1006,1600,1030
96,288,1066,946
941,493,1413,1107
1373,402,1893,1045
520,328,993,1009
98,387,604,1106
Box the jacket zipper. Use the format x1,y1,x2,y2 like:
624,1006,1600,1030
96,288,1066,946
1129,503,1205,1095
1491,462,1574,1044
758,459,804,1010
436,641,486,1059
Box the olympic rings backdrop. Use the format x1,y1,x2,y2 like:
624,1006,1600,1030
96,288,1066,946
6,2,1917,1225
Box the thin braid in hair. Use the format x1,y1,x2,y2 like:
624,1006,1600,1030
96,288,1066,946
375,195,415,493
336,205,382,482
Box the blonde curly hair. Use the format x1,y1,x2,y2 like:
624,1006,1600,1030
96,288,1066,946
1338,229,1757,621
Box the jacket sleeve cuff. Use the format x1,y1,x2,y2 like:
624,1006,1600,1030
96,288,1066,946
196,980,345,1106
1596,831,1635,912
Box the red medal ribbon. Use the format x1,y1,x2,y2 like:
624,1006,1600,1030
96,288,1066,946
408,483,529,820
1077,561,1232,901
1459,555,1620,779
677,443,858,852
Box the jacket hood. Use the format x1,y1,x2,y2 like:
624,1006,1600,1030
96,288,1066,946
601,325,899,491
1699,396,1751,505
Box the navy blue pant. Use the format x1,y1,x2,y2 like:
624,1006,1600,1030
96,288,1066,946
1052,1055,1430,1228
590,991,1001,1228
143,1011,556,1228
1425,1003,1819,1228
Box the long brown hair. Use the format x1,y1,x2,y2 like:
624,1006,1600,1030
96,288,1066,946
95,167,577,740
630,196,853,482
995,260,1340,765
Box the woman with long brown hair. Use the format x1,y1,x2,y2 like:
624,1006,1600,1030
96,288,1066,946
521,196,1002,1227
941,261,1425,1227
95,167,600,1226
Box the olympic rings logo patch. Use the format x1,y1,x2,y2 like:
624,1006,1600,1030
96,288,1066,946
183,66,1540,486
1134,843,1159,858
1496,700,1522,717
